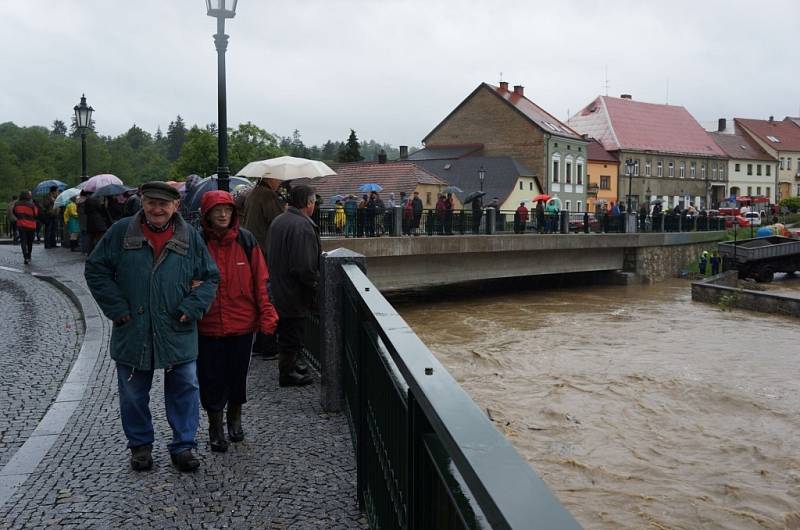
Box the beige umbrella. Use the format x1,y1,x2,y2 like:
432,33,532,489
236,156,336,181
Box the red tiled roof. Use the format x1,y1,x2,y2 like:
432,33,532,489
708,130,776,161
568,96,726,157
735,118,800,151
309,161,448,202
586,139,618,163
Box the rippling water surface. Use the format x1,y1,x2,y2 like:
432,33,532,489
398,278,800,529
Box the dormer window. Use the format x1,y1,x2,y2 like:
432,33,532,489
767,135,780,143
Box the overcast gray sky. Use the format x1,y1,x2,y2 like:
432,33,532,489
1,0,797,147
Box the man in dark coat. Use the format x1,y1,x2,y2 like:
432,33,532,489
267,184,320,387
242,178,284,357
471,195,483,234
411,191,423,235
42,186,59,248
84,192,110,255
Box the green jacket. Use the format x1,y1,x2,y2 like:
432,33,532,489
84,211,219,370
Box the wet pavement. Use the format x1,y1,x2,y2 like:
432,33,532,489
0,243,365,529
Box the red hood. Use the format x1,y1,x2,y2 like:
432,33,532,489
200,190,240,233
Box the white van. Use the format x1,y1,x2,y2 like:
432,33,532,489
743,212,761,226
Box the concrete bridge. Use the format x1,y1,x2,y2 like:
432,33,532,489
321,231,726,292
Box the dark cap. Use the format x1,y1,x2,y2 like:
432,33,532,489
141,181,180,201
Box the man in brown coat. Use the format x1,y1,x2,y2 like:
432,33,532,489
242,178,284,357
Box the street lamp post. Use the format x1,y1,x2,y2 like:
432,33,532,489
625,158,636,212
478,165,485,192
206,0,238,192
73,94,94,182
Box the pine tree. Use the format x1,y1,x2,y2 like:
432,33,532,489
338,129,363,162
166,115,188,161
50,120,67,137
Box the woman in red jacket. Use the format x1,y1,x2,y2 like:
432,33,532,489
198,190,278,452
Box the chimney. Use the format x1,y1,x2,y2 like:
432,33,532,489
769,115,774,123
620,94,632,100
378,149,387,164
399,145,408,159
499,81,509,91
717,118,727,132
513,85,524,96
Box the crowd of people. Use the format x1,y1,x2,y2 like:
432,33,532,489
8,179,324,473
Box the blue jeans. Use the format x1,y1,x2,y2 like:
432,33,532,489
116,361,199,454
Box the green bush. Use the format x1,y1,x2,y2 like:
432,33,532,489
779,196,800,213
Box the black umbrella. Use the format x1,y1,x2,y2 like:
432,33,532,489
183,175,252,212
93,183,134,198
463,190,486,204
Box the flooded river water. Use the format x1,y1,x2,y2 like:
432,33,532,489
397,278,800,529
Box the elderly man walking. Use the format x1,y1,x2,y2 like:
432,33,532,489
267,184,320,387
243,178,284,358
85,182,219,472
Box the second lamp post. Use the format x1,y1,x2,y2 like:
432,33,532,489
207,0,238,192
74,94,94,182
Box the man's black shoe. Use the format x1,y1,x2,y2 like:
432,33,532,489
279,371,313,387
170,449,200,472
295,360,309,375
130,444,153,471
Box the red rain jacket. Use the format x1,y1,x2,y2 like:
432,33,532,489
198,190,278,337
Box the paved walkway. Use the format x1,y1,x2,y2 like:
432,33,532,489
0,243,366,529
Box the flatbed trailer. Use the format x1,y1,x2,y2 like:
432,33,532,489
718,236,800,282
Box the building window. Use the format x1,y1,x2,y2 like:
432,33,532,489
553,160,559,183
756,186,761,196
657,161,663,177
426,192,432,205
719,165,724,179
645,160,651,176
780,157,784,169
690,161,696,178
577,200,582,211
766,165,771,176
757,164,762,176
679,162,685,178
634,160,640,176
565,200,571,211
747,186,752,196
577,163,584,185
712,165,717,180
766,186,771,198
789,158,793,170
735,163,740,172
565,161,572,184
747,163,753,175
529,182,534,191
668,162,674,177
600,175,610,189
519,181,523,190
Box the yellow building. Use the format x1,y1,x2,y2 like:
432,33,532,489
586,139,619,212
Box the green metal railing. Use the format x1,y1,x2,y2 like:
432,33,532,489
339,263,580,529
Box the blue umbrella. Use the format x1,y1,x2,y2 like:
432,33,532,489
359,183,383,192
442,185,463,194
93,183,134,198
183,174,252,212
33,179,67,195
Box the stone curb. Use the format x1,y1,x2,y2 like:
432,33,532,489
0,265,102,509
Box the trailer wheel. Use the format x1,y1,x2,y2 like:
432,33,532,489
756,266,774,283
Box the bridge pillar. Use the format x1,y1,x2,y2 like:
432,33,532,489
625,212,637,233
486,208,496,234
559,210,569,233
319,248,367,412
392,206,402,237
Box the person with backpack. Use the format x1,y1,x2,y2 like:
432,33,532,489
197,191,278,452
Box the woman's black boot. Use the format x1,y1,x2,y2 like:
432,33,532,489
227,404,244,442
208,410,228,452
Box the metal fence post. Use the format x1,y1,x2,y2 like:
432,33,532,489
392,206,402,237
559,210,568,233
486,207,496,234
319,248,367,412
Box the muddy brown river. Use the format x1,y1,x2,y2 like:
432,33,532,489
398,278,800,529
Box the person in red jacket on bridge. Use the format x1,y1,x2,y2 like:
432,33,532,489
198,190,278,453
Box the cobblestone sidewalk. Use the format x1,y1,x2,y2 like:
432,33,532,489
0,244,366,529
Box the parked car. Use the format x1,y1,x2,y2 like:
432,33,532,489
724,215,751,228
744,212,762,226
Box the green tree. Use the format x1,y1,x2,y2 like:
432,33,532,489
166,115,188,161
338,129,363,162
228,122,283,174
173,126,217,178
50,120,68,137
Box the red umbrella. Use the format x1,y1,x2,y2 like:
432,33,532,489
533,194,551,202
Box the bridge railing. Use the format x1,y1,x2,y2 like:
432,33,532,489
315,249,581,529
